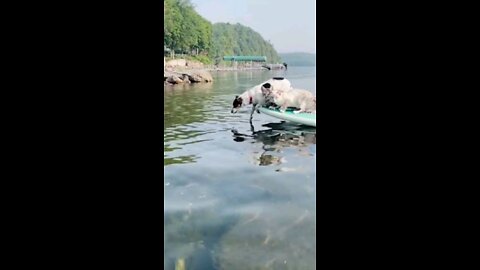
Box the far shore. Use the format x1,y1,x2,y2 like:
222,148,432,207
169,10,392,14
165,57,287,73
166,65,288,73
169,66,268,72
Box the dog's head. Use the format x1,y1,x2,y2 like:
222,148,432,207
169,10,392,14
261,82,272,96
231,95,243,113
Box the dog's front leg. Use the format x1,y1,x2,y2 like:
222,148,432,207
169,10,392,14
249,104,256,123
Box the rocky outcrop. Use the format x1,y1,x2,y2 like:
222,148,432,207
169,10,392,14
181,74,190,83
166,75,183,84
164,58,212,85
164,70,213,85
188,70,212,82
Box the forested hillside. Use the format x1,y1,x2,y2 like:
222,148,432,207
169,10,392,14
210,23,281,63
278,52,316,66
164,0,212,56
163,0,281,64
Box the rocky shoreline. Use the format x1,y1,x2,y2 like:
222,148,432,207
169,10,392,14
163,57,285,85
164,70,213,84
164,58,213,85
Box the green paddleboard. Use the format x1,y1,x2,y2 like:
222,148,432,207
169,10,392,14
258,107,316,127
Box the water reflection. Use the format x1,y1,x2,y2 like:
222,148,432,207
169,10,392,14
232,122,316,167
164,154,198,166
164,82,217,166
164,67,316,269
164,82,214,130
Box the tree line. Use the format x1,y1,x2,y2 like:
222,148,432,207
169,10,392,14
210,23,281,64
164,0,212,56
164,0,281,63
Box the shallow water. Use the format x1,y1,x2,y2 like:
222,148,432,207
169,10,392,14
164,66,316,270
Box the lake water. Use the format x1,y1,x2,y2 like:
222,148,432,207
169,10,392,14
164,66,316,270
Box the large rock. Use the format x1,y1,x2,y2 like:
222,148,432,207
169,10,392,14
188,73,202,83
166,75,183,84
181,74,190,83
188,70,213,83
164,70,212,84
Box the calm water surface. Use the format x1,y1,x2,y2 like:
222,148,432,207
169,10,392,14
164,66,316,270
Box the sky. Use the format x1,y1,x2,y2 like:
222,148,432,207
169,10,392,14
190,0,316,54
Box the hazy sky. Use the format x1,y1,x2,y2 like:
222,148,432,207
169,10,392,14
190,0,316,54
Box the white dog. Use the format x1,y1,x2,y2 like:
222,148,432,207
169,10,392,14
231,77,292,121
272,88,316,114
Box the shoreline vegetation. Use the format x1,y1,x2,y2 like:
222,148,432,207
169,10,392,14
164,0,282,75
164,57,287,85
164,0,314,85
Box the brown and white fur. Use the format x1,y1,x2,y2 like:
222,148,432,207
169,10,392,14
231,77,292,122
272,88,316,114
260,82,290,107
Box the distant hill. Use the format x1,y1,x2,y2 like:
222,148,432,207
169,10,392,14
164,0,283,64
279,52,316,66
211,23,282,63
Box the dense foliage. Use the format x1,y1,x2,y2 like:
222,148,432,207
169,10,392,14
164,0,281,63
164,0,212,55
210,23,281,63
278,52,316,66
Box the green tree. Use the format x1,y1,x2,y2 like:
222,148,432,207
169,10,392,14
209,23,281,63
164,0,281,63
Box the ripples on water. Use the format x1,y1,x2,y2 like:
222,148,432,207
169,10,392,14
164,67,316,269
